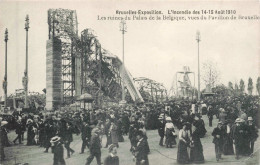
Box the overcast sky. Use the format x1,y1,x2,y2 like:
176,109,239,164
0,1,259,98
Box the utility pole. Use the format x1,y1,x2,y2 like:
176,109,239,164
120,20,127,102
23,15,29,108
196,31,201,101
3,29,8,108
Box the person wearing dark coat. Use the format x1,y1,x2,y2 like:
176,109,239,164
207,105,214,127
51,136,66,165
212,121,224,161
233,118,248,159
247,117,258,155
38,120,45,147
81,121,91,153
134,130,149,165
44,120,56,153
104,119,111,148
222,122,234,155
157,116,165,146
190,121,205,164
27,119,35,146
129,120,139,152
86,128,102,165
104,144,119,165
0,121,8,161
177,122,190,164
13,120,23,144
64,122,75,158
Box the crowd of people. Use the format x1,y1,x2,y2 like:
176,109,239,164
0,94,259,165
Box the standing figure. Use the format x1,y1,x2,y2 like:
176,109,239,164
207,105,214,127
177,122,190,164
129,118,139,151
81,121,91,154
0,121,8,161
50,136,66,165
44,120,56,153
233,118,245,159
164,117,177,148
104,144,119,165
158,116,165,146
27,119,35,145
64,122,75,158
13,119,23,144
190,121,205,163
212,121,224,161
133,130,149,165
85,128,102,165
104,118,111,148
223,121,234,155
247,117,258,155
109,118,119,148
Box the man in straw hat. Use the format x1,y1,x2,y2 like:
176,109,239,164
50,136,66,165
233,118,244,159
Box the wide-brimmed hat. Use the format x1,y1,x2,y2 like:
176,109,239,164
50,136,61,143
92,128,100,134
1,121,8,126
248,117,253,121
218,121,223,125
27,119,33,124
166,123,174,129
166,117,172,121
235,118,241,123
108,144,117,152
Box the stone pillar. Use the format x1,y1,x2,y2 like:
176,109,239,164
46,38,62,110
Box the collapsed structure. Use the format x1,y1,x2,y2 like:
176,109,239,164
46,9,145,110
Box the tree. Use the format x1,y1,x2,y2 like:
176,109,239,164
257,77,260,95
228,82,233,90
239,79,245,94
234,83,239,95
247,77,253,95
201,60,220,89
228,81,234,95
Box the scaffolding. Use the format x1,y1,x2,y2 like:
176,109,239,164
48,9,79,104
47,8,143,107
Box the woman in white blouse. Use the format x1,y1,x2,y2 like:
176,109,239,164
177,122,190,164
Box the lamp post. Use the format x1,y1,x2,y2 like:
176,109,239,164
120,20,127,102
23,15,29,108
196,31,201,101
3,29,8,108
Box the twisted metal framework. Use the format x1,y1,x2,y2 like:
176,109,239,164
134,77,167,103
47,9,146,106
80,29,124,103
48,9,125,105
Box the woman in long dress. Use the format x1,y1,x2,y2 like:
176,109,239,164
177,122,190,164
190,121,205,163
